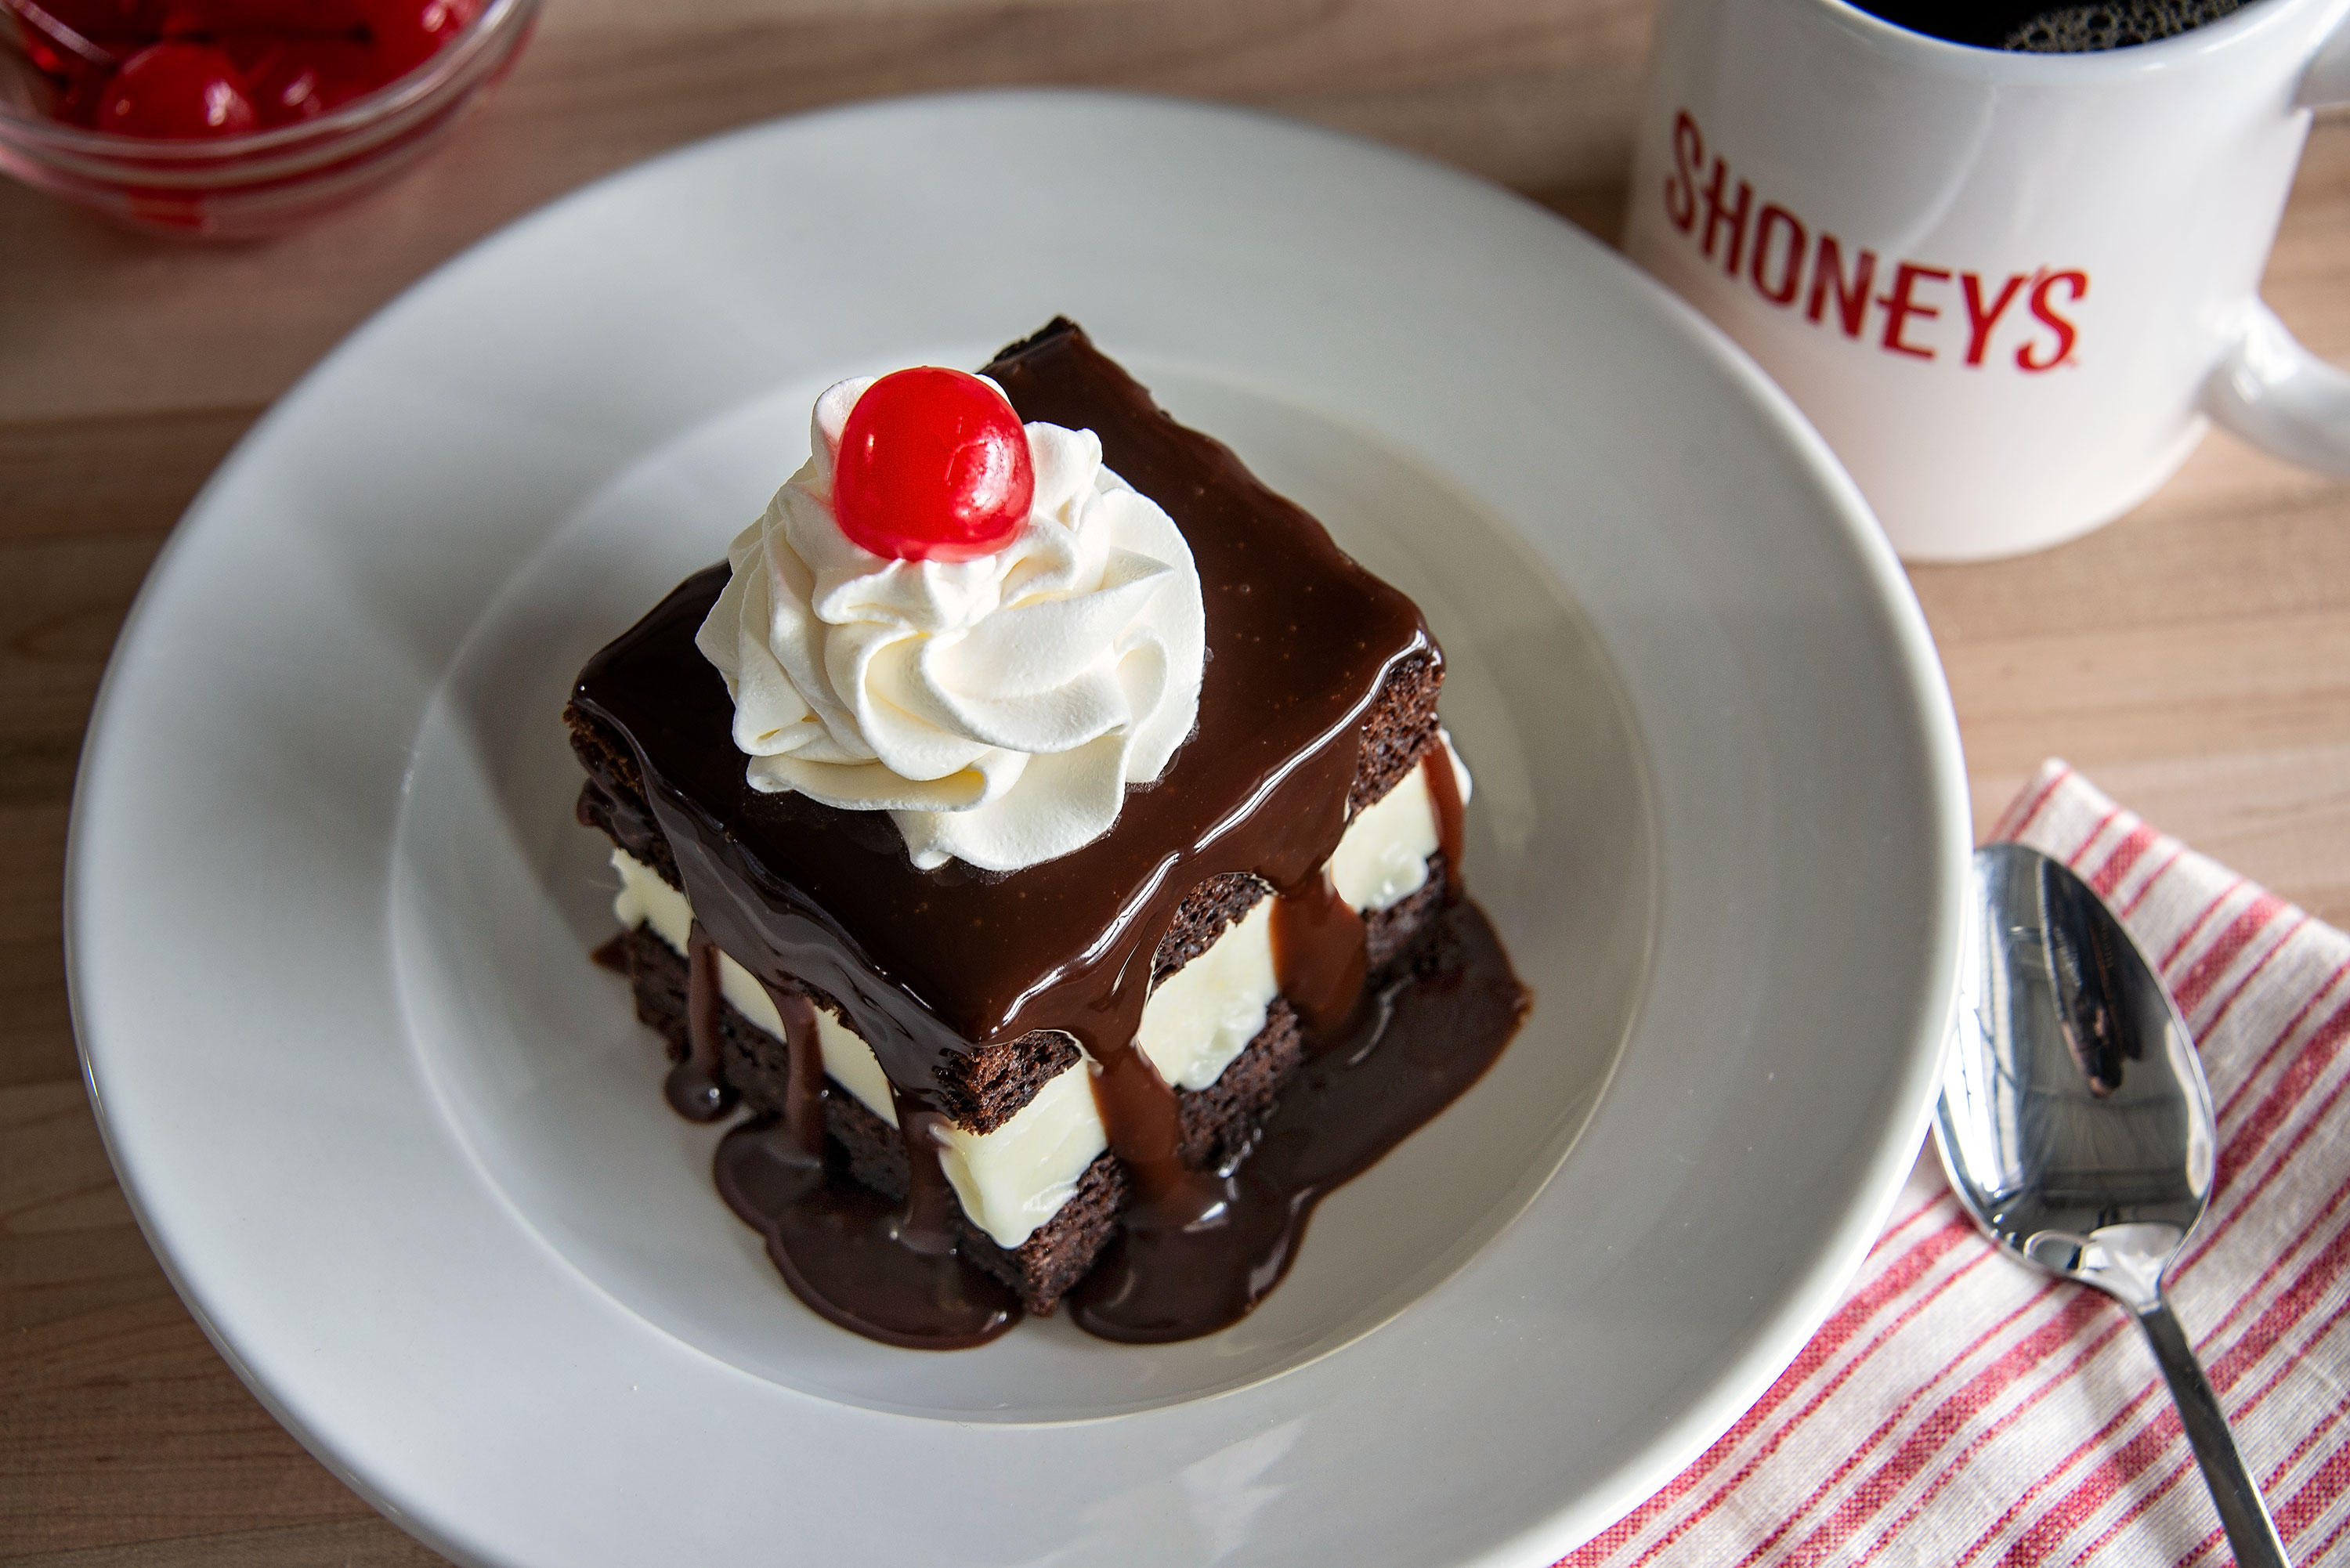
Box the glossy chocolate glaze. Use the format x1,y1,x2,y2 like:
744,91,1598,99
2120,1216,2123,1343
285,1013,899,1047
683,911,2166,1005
573,320,1431,1111
578,320,1528,1345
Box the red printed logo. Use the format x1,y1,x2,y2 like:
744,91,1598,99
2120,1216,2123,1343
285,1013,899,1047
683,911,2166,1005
1664,110,2084,373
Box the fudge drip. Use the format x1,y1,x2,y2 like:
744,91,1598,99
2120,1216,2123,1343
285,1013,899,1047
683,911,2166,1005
1269,870,1370,1042
713,981,1020,1349
768,982,823,1154
1083,1032,1234,1225
886,1092,961,1257
667,923,739,1122
1424,745,1466,897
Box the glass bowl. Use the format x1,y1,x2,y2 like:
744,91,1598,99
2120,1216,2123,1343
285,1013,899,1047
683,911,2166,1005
0,0,542,238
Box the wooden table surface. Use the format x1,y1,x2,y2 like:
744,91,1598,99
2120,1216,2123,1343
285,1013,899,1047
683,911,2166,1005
5,1,2348,1560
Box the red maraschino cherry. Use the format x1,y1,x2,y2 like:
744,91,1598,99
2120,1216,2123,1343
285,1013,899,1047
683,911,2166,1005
96,42,258,135
832,368,1034,562
244,37,374,121
363,0,475,80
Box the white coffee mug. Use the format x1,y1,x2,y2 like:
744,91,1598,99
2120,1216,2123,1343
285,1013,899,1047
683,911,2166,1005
1624,0,2350,560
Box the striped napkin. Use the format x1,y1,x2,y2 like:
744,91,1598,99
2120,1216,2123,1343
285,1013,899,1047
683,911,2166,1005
1567,760,2350,1568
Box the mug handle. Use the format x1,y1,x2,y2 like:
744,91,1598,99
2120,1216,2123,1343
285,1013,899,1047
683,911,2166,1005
2201,19,2350,473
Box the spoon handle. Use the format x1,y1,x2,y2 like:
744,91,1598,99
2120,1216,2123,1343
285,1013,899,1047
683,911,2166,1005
2138,1298,2291,1568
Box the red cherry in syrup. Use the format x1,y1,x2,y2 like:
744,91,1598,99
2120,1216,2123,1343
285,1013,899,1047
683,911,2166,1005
52,62,113,126
161,0,369,32
97,42,258,136
361,0,475,80
833,369,1036,562
14,29,107,127
246,38,374,121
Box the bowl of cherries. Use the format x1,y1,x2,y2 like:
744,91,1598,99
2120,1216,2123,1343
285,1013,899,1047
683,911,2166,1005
0,0,540,237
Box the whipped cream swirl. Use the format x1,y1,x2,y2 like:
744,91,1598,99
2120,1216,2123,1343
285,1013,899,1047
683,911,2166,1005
694,376,1206,873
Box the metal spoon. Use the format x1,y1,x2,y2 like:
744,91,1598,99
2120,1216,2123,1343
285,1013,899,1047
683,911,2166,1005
1933,842,2289,1568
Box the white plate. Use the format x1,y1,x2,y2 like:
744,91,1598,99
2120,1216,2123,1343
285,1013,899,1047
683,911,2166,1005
69,91,1969,1567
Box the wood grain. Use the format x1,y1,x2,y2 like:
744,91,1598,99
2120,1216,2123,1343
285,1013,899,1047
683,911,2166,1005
2,0,2345,1559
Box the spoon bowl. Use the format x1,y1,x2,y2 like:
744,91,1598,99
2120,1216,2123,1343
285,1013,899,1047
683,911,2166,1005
1934,843,2285,1566
1936,842,2216,1310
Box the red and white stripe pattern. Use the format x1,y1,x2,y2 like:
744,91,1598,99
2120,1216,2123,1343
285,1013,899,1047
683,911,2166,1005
1564,760,2350,1568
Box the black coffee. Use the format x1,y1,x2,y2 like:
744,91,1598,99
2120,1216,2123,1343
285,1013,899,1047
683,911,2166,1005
2004,0,2241,49
1849,0,2243,50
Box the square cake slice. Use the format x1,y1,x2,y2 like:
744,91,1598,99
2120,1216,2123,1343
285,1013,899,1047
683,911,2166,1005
565,319,1524,1346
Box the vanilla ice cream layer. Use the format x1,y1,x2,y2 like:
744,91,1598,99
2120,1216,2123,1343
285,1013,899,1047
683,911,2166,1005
607,735,1469,1249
